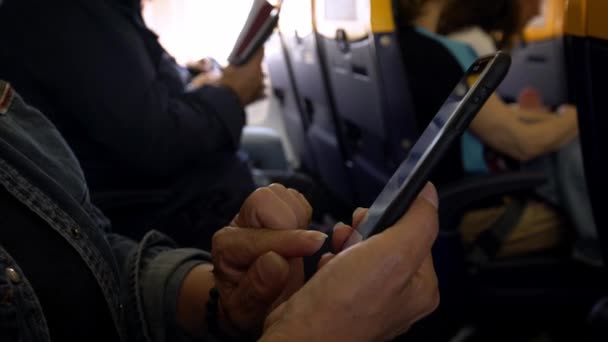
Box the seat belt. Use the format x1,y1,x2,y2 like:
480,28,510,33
466,198,527,265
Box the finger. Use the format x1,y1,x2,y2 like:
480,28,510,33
352,208,369,228
235,187,299,229
224,251,290,334
418,182,439,209
317,253,335,269
289,188,313,224
212,227,328,270
294,191,313,221
332,223,354,252
267,184,309,229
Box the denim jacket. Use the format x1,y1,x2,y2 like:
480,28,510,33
0,81,212,341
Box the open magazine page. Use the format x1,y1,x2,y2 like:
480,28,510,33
228,0,280,65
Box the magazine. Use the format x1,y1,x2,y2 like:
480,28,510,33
228,0,281,65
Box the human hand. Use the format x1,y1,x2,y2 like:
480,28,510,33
187,57,215,75
557,104,580,135
210,226,327,337
261,183,441,342
176,226,327,339
232,183,313,230
187,58,223,89
518,87,546,111
211,184,320,337
231,184,313,309
219,48,265,106
557,104,578,119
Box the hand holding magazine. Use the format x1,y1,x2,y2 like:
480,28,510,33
228,0,280,65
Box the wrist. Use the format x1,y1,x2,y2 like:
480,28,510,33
261,307,374,342
261,308,337,342
260,319,314,342
176,263,215,338
262,319,368,342
217,81,246,106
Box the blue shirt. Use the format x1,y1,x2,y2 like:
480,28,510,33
415,27,490,174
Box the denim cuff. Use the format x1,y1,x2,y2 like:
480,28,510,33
164,259,209,339
140,245,211,342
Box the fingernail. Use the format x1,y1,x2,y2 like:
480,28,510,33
333,222,345,232
304,230,328,242
420,183,439,209
353,207,366,218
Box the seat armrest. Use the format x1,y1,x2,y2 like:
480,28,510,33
241,126,290,171
438,172,546,222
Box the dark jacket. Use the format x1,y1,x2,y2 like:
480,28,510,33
0,80,211,342
0,0,255,247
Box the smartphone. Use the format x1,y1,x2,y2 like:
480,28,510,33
342,52,512,247
303,52,511,279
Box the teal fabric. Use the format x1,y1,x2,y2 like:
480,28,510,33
415,27,489,174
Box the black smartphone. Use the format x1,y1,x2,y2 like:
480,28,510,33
343,52,511,247
303,52,511,279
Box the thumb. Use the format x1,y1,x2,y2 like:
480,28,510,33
224,251,290,334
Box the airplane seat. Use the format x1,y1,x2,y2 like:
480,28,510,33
241,126,290,171
431,174,602,323
277,0,355,204
430,0,608,330
265,31,317,172
413,0,608,331
313,0,418,206
498,0,570,108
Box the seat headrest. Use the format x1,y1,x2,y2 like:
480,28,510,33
314,0,396,40
524,0,566,42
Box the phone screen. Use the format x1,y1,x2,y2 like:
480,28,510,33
343,56,502,248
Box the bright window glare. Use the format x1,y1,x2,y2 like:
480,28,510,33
143,0,254,65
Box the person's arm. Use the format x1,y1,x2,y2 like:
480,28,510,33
104,230,212,342
469,95,579,162
104,228,326,342
511,106,554,123
99,185,326,342
17,2,260,179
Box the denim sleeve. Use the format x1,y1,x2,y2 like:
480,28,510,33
105,230,212,342
83,186,214,342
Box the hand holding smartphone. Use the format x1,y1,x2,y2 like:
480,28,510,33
304,52,512,279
